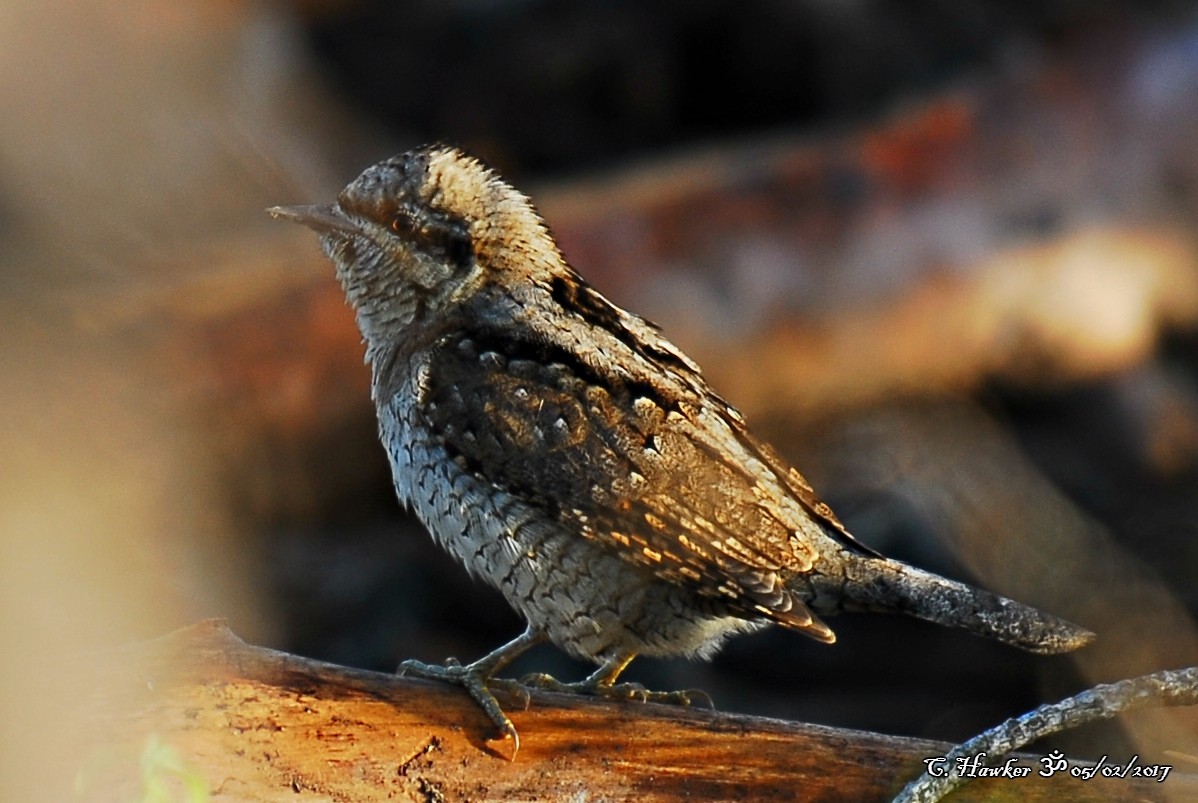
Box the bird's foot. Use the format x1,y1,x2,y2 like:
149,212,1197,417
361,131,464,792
519,671,714,709
396,628,545,757
398,657,531,753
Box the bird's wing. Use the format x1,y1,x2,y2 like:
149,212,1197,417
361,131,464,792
419,322,845,640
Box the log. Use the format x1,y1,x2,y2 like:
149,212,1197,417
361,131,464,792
56,621,1198,802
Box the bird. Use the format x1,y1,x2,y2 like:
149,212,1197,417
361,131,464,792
269,144,1093,752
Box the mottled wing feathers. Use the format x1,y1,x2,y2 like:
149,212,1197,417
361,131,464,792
420,321,837,640
741,432,881,558
549,269,877,559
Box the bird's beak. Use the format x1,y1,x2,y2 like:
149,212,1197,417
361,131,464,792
267,203,359,236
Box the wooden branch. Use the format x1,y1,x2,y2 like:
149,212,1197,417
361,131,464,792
60,621,1197,802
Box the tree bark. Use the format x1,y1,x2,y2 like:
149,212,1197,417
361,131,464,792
57,620,1198,802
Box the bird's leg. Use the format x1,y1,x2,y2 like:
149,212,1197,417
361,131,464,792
522,653,714,709
398,625,546,750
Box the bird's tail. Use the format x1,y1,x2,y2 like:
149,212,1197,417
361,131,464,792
816,556,1093,654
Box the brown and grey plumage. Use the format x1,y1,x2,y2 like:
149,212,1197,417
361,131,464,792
269,145,1093,750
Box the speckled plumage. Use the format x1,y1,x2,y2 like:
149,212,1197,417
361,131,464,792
270,145,1092,748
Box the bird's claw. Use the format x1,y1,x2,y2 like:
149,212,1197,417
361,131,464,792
519,672,713,709
396,658,523,757
396,654,712,758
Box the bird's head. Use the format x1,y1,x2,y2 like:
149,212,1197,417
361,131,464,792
270,145,560,343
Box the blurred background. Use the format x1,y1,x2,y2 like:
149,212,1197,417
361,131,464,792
3,0,1198,795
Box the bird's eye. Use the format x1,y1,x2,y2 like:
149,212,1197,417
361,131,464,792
387,206,473,270
390,213,418,237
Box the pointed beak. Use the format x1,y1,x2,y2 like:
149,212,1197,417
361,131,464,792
267,203,359,236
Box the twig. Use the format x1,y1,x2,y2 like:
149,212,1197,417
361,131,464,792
893,665,1198,802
